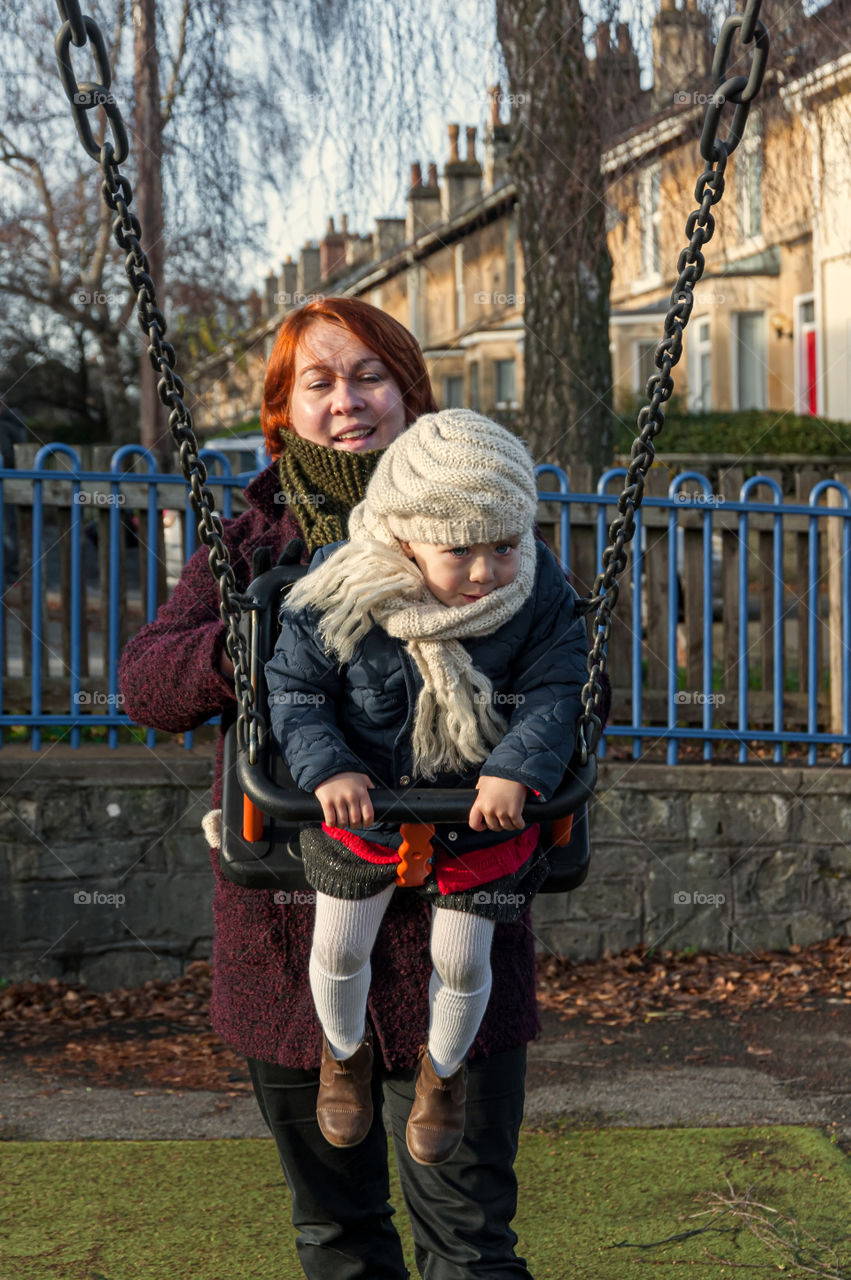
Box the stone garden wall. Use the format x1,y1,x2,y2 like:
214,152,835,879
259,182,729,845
1,748,848,989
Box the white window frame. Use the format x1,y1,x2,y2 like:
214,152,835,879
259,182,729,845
730,311,768,411
638,163,662,286
688,317,713,411
737,110,763,244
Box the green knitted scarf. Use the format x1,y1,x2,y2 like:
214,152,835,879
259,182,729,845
277,432,385,554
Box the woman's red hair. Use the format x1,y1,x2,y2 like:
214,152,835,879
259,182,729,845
261,297,438,458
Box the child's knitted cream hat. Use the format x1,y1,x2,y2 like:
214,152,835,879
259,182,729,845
350,408,538,548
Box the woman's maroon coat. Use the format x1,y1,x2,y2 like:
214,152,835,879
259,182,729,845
118,464,541,1069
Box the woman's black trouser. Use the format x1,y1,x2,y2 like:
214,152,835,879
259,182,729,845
247,1043,533,1280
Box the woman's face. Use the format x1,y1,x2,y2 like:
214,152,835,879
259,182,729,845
287,319,408,451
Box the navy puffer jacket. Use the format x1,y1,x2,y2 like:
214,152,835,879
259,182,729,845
265,537,589,856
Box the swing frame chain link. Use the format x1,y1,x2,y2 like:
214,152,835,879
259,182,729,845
578,0,768,749
53,0,265,762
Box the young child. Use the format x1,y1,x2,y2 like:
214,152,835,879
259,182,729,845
265,409,588,1165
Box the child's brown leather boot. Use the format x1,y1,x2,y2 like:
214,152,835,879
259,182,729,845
405,1044,468,1165
316,1028,374,1147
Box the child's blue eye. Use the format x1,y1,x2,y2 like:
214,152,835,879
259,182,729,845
449,547,469,557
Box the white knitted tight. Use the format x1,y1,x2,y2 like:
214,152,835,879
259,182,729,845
309,889,495,1075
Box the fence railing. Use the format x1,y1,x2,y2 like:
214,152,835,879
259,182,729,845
2,445,850,763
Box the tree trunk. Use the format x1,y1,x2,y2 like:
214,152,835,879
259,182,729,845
98,329,135,444
496,0,614,479
133,0,169,462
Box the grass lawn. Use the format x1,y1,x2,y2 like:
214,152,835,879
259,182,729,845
1,1126,849,1278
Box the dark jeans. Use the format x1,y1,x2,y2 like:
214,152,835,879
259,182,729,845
246,1043,533,1280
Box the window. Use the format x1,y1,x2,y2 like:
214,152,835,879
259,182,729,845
443,375,464,408
639,165,661,278
732,312,767,410
505,214,517,299
454,245,465,329
495,358,517,408
469,362,480,411
737,114,763,240
688,319,712,411
633,340,657,396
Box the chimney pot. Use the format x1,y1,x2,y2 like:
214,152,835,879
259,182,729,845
489,85,502,127
410,162,423,188
595,21,609,56
448,124,460,164
341,214,349,234
465,126,477,163
428,162,438,187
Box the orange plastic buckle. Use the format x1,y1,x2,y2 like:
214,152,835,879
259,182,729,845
551,813,574,847
396,822,435,886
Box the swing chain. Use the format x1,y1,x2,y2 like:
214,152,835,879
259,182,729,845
578,0,768,747
53,0,264,760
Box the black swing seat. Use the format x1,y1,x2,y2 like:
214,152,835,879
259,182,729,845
219,559,597,894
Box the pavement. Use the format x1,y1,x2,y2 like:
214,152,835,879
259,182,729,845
2,1004,849,1146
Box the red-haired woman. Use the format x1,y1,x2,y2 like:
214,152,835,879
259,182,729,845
119,298,541,1279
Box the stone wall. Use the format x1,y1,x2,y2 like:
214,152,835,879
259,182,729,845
534,762,851,958
1,749,849,990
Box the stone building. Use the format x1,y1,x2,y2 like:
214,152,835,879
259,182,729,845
191,0,851,441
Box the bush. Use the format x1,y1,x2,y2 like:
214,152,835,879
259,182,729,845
614,408,851,459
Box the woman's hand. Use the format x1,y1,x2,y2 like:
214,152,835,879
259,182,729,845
468,776,528,831
314,772,376,827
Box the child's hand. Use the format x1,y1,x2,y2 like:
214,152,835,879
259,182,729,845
313,772,375,828
468,776,528,831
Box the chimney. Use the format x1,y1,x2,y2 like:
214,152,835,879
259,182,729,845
264,271,278,319
484,86,512,191
297,242,321,298
320,216,347,281
441,123,483,220
651,0,711,112
406,159,442,239
276,255,298,310
595,20,642,120
373,217,406,259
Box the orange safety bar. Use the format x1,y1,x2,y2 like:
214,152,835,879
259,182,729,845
243,794,265,842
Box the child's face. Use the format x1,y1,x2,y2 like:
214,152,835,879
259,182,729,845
399,537,521,608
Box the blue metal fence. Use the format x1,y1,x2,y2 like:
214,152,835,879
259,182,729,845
2,447,849,761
